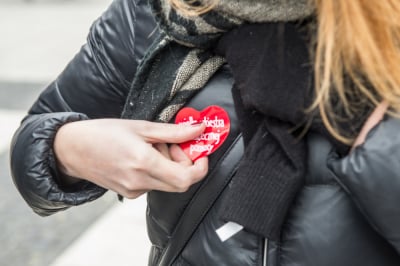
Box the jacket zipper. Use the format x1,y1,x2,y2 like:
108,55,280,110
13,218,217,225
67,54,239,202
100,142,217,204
263,238,268,266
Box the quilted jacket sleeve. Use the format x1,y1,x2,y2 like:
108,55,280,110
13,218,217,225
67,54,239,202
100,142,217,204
10,0,158,216
328,116,400,254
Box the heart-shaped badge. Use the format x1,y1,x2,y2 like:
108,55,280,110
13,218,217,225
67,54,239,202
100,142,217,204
175,105,230,161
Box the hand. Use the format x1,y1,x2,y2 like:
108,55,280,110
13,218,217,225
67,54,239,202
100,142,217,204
53,119,208,198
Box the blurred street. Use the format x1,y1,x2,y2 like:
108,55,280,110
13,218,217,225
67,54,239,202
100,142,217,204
0,0,150,265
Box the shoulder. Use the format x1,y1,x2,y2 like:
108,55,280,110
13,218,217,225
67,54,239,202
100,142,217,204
90,0,158,61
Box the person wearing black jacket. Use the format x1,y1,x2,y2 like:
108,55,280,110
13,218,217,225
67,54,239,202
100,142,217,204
10,0,400,265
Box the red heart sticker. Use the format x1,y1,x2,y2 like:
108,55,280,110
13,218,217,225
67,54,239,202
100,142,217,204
175,106,230,161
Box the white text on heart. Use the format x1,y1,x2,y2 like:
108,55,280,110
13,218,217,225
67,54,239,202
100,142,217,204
190,144,214,155
202,116,225,128
194,132,221,144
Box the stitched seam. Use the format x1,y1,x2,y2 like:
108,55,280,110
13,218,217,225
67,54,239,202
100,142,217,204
302,183,339,188
54,84,73,112
176,256,194,266
277,238,282,266
88,15,131,92
327,168,382,235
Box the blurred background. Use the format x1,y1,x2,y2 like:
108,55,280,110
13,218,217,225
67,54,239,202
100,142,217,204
0,0,150,265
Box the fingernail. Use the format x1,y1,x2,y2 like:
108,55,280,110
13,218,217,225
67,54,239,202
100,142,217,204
190,122,204,127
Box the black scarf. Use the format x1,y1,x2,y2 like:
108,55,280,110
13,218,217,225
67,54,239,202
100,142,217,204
121,0,364,241
215,22,312,240
213,22,365,240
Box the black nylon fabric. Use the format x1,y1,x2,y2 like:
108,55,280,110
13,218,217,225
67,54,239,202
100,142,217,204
328,117,400,255
10,0,159,215
8,1,400,265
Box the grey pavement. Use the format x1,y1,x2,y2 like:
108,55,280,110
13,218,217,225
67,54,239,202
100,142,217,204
0,82,116,266
0,1,150,265
0,152,116,266
0,82,44,109
0,0,112,82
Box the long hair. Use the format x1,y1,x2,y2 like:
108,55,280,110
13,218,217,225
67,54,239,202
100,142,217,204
170,0,400,144
312,0,400,144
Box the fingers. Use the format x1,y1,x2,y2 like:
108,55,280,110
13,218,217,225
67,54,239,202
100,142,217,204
133,121,206,144
113,159,207,198
144,147,209,192
169,144,192,166
102,120,209,196
153,143,171,160
119,190,148,200
106,146,208,197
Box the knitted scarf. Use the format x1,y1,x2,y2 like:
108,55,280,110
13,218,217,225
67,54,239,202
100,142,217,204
121,0,313,121
121,0,316,240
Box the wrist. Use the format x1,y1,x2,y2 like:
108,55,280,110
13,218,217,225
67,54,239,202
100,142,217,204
56,160,82,185
53,123,82,185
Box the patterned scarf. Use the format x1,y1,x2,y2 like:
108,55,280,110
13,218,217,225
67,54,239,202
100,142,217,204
121,0,313,122
121,0,314,240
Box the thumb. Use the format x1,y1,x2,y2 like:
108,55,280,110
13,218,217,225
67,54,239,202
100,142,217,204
136,121,205,144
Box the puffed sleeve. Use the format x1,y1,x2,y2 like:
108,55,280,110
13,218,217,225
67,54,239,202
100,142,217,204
10,0,158,216
328,116,400,253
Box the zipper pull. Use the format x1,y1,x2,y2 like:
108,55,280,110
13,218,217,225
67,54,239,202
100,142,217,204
216,221,243,242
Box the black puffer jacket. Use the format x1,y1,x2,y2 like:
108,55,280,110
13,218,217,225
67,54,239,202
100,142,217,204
10,0,400,265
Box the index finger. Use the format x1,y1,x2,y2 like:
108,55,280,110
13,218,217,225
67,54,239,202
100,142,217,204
145,147,209,191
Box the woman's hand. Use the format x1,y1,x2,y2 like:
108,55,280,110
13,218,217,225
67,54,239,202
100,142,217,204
53,119,208,198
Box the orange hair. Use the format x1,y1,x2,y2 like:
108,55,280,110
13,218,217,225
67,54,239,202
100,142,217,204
312,0,400,143
170,0,400,144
